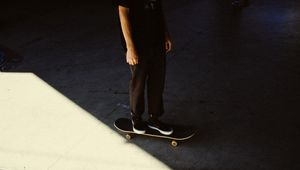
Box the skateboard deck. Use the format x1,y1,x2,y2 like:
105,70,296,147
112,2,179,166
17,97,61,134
114,118,196,147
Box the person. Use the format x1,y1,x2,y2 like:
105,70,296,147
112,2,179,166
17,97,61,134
113,0,173,135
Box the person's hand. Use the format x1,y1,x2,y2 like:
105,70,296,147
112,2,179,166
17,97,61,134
126,48,139,65
165,34,172,53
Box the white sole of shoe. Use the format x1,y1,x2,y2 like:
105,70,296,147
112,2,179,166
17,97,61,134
133,128,146,134
147,125,173,136
132,121,146,134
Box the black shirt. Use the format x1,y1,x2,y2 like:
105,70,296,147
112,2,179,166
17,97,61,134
113,0,166,53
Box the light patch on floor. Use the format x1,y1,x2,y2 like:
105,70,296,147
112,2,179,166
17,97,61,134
0,73,170,170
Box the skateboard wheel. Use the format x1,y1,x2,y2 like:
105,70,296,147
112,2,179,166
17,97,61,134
125,134,133,140
171,140,178,147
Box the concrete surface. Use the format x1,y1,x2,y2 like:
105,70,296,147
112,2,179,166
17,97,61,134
0,73,170,170
0,0,299,169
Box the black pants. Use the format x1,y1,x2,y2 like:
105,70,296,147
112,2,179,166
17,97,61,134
129,48,166,119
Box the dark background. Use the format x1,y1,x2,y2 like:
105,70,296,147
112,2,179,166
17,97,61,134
1,0,299,169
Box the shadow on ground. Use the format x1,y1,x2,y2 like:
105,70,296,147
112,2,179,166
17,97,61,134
1,0,300,169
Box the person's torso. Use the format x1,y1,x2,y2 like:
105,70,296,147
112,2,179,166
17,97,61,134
129,0,165,50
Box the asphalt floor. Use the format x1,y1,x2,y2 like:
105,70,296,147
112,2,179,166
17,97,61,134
1,0,299,169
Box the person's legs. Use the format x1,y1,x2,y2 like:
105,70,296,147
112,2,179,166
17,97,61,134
147,51,166,118
129,56,148,134
146,49,173,135
129,65,146,117
128,48,173,135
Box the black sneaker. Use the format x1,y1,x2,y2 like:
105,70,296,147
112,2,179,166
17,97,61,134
132,116,146,134
147,118,173,135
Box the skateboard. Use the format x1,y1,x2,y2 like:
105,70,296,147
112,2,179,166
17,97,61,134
114,118,196,147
